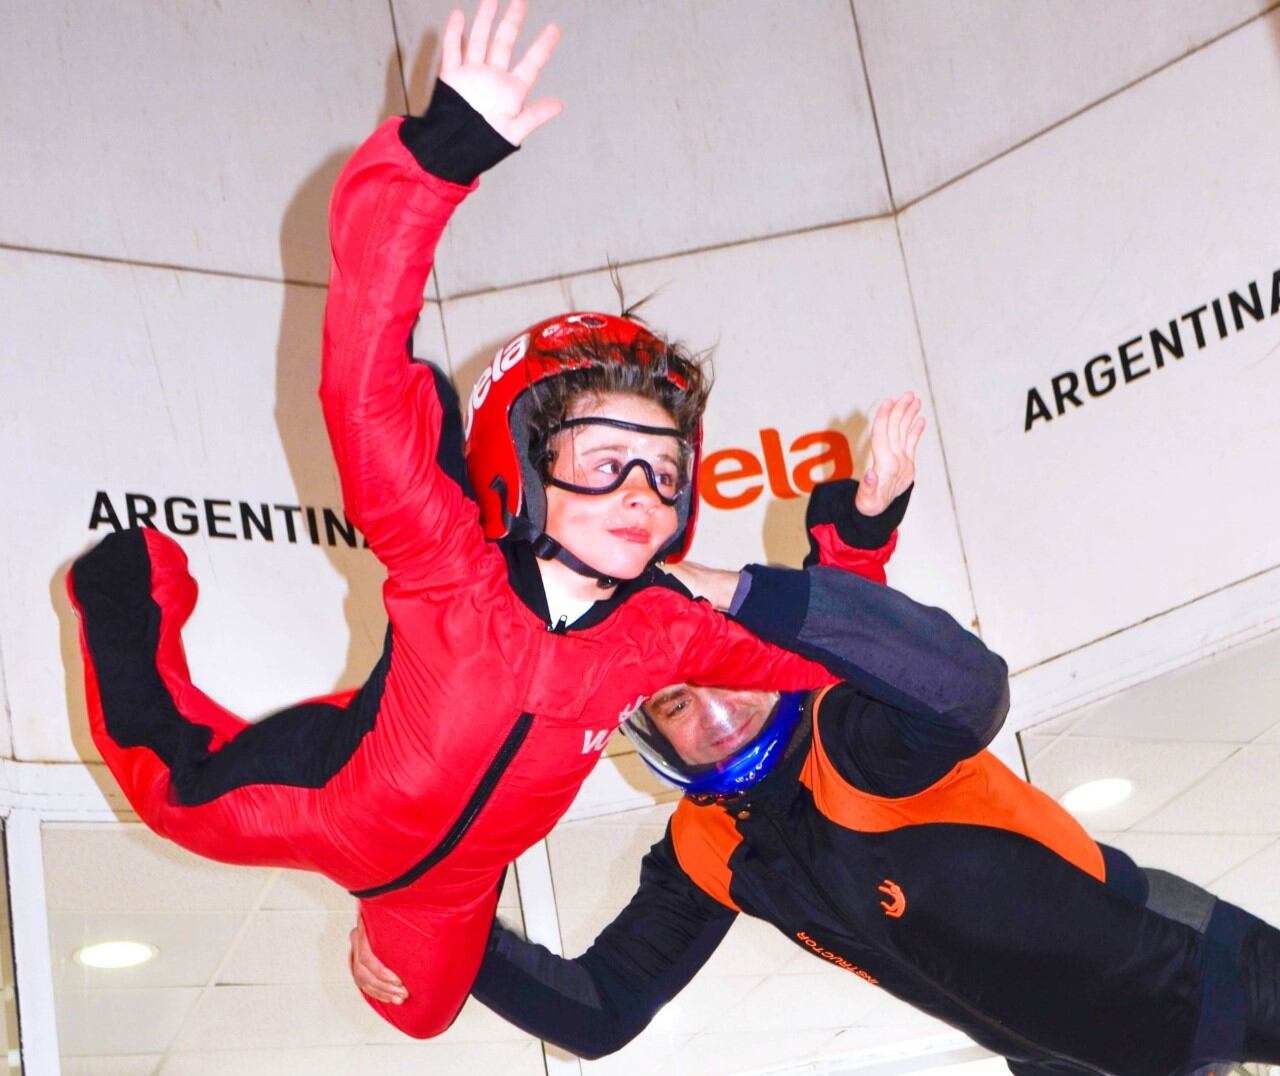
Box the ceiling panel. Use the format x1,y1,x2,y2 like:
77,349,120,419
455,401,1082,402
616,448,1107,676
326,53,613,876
217,911,355,986
51,911,243,991
337,1040,545,1076
1020,736,1237,831
157,1047,355,1076
44,824,272,913
172,983,381,1052
56,986,200,1057
63,1057,163,1076
1135,744,1280,834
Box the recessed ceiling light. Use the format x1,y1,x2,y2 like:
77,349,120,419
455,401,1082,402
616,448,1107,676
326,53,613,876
1060,777,1133,814
73,941,157,969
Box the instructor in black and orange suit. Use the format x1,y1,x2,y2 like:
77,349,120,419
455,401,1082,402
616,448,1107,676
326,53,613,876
352,487,1280,1075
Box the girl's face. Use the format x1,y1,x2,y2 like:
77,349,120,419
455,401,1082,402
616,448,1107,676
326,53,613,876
542,392,684,581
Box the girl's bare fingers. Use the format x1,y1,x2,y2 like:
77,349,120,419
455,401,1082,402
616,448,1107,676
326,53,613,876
511,21,561,86
867,398,892,459
904,415,926,460
488,0,525,68
887,393,914,440
465,0,499,64
440,9,466,77
508,97,563,144
895,397,922,446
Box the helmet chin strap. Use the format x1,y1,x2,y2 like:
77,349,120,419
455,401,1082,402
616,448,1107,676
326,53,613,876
529,532,618,589
493,477,621,588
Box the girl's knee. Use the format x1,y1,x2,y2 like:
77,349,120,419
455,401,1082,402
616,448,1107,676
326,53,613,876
362,987,465,1039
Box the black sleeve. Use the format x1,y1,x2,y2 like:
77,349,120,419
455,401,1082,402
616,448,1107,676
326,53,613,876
398,79,518,184
803,478,911,565
470,830,736,1059
735,565,1010,797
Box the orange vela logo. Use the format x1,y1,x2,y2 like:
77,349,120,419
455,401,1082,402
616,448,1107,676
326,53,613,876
698,428,853,510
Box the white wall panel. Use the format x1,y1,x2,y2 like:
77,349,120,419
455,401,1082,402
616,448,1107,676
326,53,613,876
439,224,974,624
1,0,397,283
856,0,1273,205
899,14,1280,671
393,0,889,297
0,658,11,759
0,250,412,762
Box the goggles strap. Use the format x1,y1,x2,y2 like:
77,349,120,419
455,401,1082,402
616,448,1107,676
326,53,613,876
534,534,618,590
547,416,683,439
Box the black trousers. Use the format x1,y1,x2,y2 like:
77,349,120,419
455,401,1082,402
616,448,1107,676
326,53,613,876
1007,867,1280,1076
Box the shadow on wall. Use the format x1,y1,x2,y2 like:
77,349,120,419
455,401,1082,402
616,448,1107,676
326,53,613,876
272,44,435,693
55,37,442,776
52,561,99,766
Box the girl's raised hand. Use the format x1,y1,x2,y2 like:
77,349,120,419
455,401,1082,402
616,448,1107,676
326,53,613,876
439,0,563,145
854,392,926,517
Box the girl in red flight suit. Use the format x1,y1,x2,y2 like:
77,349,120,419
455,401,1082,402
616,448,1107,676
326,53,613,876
66,1,877,1038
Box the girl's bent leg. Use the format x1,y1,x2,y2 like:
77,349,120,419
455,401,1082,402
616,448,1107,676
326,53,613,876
68,528,250,814
357,878,502,1038
67,527,363,876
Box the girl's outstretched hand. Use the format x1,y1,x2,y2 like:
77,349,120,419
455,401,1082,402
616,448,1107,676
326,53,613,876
440,0,563,145
854,392,925,517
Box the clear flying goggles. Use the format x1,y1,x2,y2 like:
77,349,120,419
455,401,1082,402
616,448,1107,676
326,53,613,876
543,417,690,505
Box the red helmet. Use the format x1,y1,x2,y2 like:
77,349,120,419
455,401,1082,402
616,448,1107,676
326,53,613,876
462,312,702,564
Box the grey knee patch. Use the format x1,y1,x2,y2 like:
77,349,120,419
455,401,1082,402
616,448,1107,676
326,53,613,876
1144,868,1216,933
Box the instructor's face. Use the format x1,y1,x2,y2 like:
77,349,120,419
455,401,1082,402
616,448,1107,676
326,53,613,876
644,685,778,766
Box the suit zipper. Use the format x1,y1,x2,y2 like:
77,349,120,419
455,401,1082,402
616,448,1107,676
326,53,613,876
350,712,534,899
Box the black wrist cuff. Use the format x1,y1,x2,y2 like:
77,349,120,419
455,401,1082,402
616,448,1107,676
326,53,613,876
398,79,518,184
806,478,912,549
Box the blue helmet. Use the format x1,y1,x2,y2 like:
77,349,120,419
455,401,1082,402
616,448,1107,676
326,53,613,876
622,689,804,800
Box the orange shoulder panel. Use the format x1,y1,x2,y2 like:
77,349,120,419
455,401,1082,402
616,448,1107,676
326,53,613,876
671,798,743,912
800,690,1105,882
